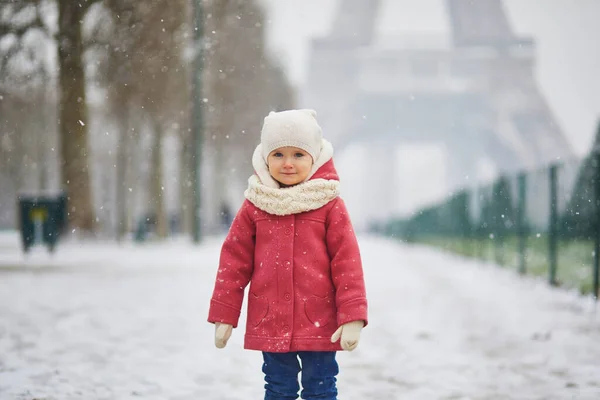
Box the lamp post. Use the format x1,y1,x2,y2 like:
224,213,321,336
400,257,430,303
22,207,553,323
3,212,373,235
191,0,204,243
593,136,600,299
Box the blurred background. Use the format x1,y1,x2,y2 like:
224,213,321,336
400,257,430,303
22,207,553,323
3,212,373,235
1,0,599,293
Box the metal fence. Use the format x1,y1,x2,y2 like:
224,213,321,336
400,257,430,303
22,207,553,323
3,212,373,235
383,153,600,297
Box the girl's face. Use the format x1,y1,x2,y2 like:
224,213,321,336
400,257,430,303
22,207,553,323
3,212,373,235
267,146,314,187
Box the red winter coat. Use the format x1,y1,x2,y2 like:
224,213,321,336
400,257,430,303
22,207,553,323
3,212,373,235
207,159,368,352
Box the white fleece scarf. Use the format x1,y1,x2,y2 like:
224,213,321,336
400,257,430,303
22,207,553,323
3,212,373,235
244,139,340,216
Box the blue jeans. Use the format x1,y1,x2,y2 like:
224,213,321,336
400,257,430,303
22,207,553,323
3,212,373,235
262,351,339,400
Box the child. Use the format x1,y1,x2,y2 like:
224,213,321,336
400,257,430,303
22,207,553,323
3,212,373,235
207,109,368,400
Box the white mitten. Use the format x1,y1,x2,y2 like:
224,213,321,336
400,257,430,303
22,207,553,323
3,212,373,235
214,322,233,349
330,320,364,351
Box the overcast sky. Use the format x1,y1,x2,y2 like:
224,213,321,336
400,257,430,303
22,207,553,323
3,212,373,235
260,0,600,155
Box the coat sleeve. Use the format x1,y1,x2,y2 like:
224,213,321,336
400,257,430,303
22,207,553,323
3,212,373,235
326,197,368,327
207,200,256,328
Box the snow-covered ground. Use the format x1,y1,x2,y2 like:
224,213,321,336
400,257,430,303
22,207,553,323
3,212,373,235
0,231,599,399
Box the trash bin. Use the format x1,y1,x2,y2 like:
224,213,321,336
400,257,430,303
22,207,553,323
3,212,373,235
17,192,67,253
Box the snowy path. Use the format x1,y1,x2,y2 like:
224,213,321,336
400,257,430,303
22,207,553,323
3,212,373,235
0,235,599,399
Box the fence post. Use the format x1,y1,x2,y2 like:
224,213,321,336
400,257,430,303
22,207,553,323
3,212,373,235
461,191,472,257
594,147,600,299
492,179,502,266
517,173,527,275
548,165,558,286
476,187,485,260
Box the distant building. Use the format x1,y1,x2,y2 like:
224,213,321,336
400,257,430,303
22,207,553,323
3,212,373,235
302,0,573,223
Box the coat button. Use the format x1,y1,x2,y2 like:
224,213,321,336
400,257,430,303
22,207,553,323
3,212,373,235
284,228,291,235
284,292,291,301
283,325,290,331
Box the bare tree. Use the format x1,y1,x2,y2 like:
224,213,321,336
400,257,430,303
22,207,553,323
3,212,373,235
88,0,189,239
98,0,140,240
57,0,102,233
199,0,296,231
85,0,190,239
0,2,52,187
91,0,296,238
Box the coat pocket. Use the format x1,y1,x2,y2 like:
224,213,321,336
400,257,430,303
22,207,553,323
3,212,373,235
304,295,336,328
248,292,269,327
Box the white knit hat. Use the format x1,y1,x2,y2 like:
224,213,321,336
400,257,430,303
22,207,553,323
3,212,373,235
260,109,323,162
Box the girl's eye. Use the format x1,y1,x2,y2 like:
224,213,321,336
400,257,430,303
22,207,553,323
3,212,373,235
294,153,304,158
273,152,283,157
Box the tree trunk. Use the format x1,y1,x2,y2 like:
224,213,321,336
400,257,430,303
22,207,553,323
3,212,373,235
151,118,168,238
57,0,95,232
179,128,194,235
179,44,193,236
37,78,53,192
115,105,129,242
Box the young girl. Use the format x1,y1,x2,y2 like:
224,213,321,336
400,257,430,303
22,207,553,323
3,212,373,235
208,109,368,400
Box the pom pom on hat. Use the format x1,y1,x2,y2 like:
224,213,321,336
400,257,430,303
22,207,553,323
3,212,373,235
260,109,323,162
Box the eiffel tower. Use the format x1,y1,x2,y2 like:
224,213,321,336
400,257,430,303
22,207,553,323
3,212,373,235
302,0,573,222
